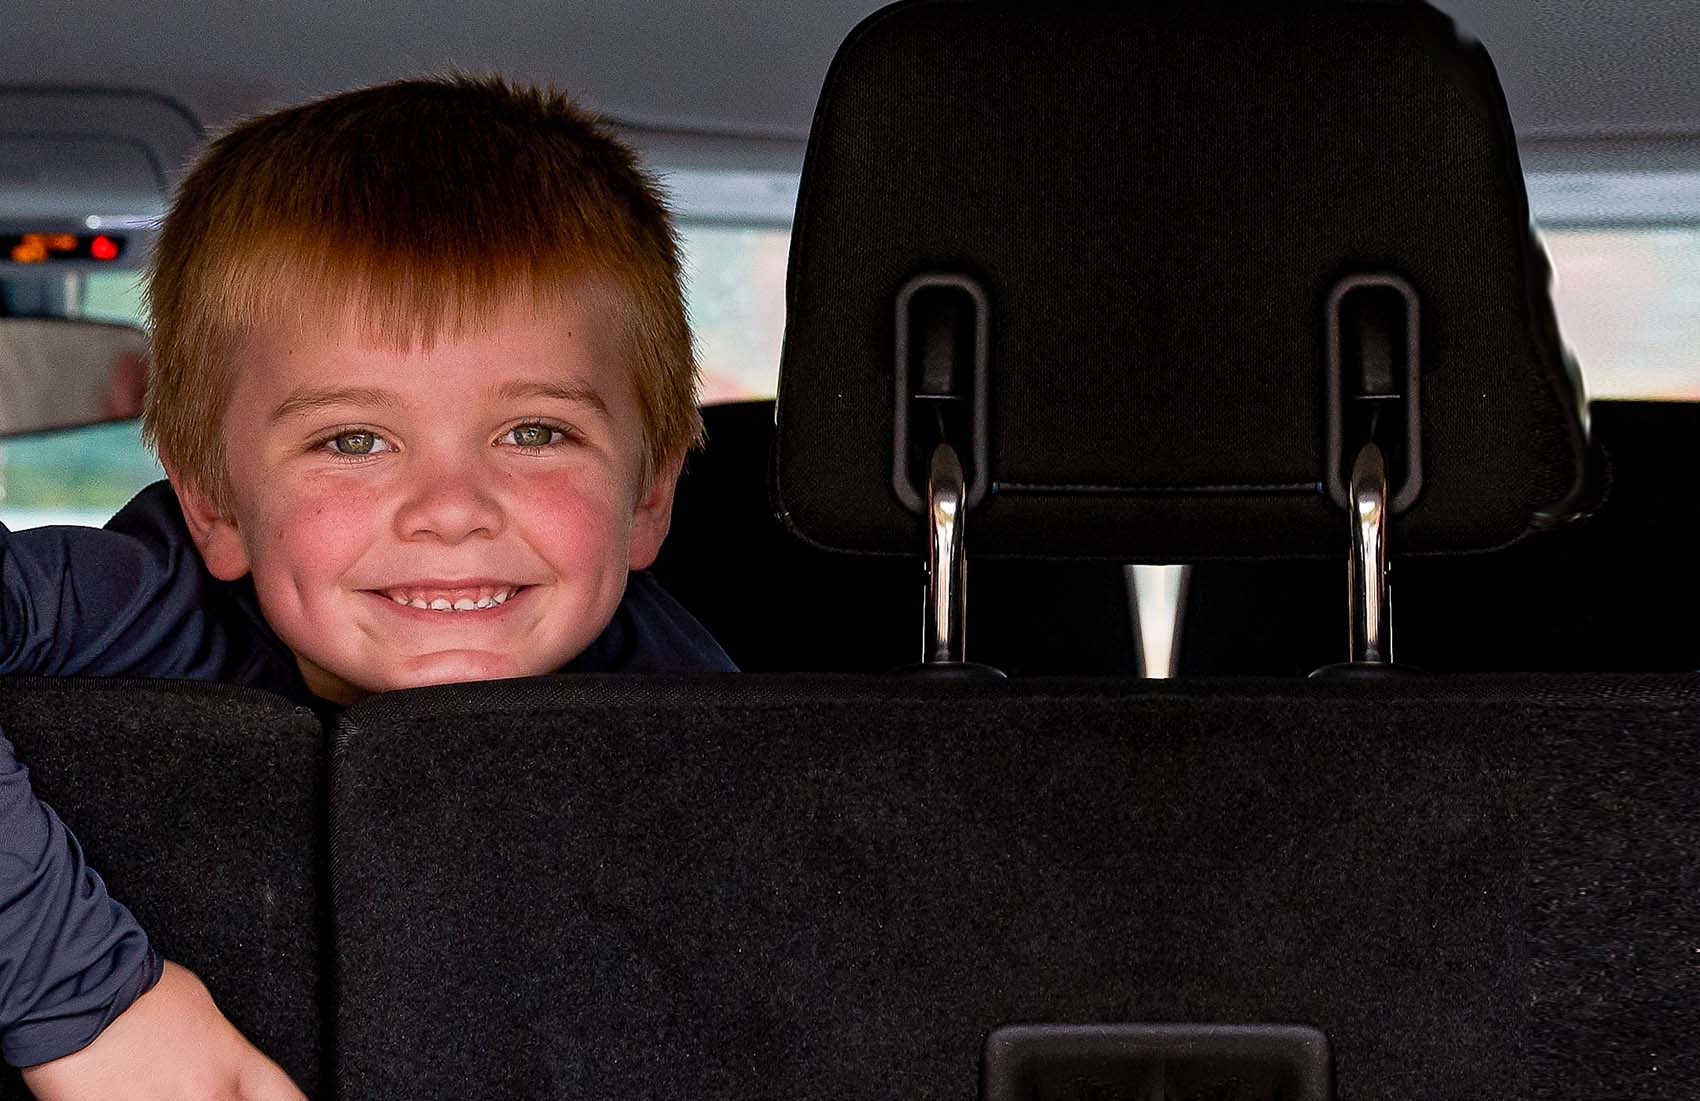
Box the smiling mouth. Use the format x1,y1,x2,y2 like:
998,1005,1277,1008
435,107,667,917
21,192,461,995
375,585,525,612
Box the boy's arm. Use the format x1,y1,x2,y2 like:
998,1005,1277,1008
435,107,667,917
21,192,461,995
2,488,234,680
0,728,160,1067
21,961,306,1101
3,733,305,1099
3,494,299,1092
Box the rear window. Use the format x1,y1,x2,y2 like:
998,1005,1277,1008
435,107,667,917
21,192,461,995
683,223,789,403
1540,228,1700,400
0,219,797,529
4,167,1699,530
0,271,162,528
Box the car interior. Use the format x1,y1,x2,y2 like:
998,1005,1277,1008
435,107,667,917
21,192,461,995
3,0,1699,1098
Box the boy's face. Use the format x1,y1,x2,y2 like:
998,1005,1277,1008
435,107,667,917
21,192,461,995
174,282,678,703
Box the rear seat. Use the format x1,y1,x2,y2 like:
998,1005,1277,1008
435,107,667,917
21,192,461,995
9,669,1696,1094
0,677,326,1099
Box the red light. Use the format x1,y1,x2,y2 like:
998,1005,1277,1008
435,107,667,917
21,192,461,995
90,235,119,262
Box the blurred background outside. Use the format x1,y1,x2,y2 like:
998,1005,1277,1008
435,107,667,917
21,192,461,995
2,216,1697,529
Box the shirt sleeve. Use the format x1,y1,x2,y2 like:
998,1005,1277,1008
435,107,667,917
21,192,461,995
0,728,163,1068
1,491,234,680
618,573,738,671
1,488,197,1064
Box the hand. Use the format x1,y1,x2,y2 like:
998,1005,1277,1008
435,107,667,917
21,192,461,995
21,960,305,1100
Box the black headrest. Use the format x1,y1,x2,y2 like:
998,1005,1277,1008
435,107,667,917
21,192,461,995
774,0,1594,560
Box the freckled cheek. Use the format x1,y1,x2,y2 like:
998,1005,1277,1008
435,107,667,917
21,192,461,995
260,481,386,575
508,461,624,513
511,480,630,558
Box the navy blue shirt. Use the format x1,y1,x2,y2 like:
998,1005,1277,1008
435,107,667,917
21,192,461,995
0,480,733,1066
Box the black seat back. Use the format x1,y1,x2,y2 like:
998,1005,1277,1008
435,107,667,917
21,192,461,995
0,677,327,1098
327,674,1700,1097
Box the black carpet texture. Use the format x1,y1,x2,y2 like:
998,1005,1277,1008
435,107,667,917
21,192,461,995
330,674,1700,1099
1522,678,1700,1095
0,676,328,1098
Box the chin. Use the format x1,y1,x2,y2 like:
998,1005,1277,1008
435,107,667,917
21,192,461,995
386,651,538,690
311,648,570,700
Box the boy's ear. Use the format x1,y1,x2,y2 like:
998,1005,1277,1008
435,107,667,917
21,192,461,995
167,470,252,581
627,452,685,572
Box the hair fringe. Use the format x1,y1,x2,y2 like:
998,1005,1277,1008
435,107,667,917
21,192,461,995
144,73,702,503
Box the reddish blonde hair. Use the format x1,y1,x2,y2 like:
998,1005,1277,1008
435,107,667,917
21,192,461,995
144,74,698,504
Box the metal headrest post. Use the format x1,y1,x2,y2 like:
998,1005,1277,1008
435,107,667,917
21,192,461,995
924,440,967,664
1313,274,1423,679
890,273,999,676
1347,440,1392,665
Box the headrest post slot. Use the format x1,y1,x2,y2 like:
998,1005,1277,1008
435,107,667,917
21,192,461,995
892,273,990,515
924,440,967,664
1325,274,1421,515
1347,440,1392,665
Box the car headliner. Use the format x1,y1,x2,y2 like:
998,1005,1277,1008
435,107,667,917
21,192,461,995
2,0,1697,158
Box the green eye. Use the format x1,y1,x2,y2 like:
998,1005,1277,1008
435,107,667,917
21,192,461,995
509,424,557,448
330,431,380,455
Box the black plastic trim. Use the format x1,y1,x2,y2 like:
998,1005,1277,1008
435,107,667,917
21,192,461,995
983,1023,1333,1101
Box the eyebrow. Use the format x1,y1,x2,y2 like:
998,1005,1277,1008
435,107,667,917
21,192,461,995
492,380,611,419
267,380,611,424
270,385,398,423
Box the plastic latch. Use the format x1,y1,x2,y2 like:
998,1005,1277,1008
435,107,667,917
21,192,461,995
892,272,990,514
982,1023,1333,1101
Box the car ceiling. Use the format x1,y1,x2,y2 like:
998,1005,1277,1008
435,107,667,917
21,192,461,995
5,0,1699,148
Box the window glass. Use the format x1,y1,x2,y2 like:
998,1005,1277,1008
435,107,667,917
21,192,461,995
675,221,1700,405
1,225,802,530
7,213,1700,530
675,220,1700,407
81,269,148,325
0,420,164,528
679,223,790,403
0,270,161,530
1539,227,1700,401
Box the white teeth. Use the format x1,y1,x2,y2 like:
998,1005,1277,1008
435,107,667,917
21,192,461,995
383,586,520,611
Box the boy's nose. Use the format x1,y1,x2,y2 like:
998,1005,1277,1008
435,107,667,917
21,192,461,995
393,467,505,544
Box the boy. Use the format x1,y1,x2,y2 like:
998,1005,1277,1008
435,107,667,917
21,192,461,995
2,75,733,1095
